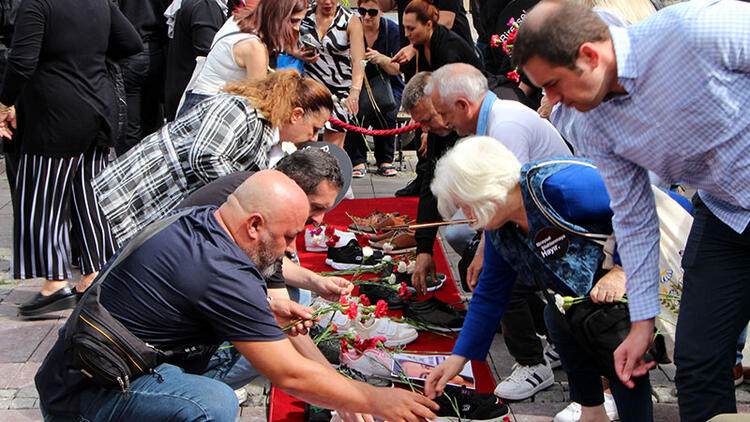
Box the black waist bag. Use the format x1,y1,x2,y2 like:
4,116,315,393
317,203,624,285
63,210,191,393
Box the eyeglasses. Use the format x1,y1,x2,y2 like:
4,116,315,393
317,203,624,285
357,7,379,17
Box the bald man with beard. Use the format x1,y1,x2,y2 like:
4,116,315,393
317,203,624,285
36,170,439,422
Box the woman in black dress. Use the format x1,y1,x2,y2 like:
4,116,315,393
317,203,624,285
0,0,142,317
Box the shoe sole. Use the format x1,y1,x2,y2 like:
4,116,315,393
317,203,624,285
383,330,419,347
426,277,446,292
494,374,554,401
306,245,327,252
431,411,510,422
325,259,382,271
18,295,77,318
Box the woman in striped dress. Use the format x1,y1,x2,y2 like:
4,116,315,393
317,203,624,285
297,0,365,147
0,0,142,318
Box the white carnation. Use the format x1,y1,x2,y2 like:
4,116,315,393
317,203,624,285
361,246,374,258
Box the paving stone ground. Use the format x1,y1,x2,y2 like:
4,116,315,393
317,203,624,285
1,152,749,421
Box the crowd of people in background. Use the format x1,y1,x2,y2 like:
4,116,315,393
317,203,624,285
0,0,748,421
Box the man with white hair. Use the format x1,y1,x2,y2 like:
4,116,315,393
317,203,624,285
427,62,569,163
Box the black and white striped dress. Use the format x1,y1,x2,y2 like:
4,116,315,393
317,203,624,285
300,5,354,131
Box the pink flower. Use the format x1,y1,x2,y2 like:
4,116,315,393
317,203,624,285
507,70,521,83
310,226,323,235
490,34,502,48
507,17,516,27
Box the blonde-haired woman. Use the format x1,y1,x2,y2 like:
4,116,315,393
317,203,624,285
94,69,333,245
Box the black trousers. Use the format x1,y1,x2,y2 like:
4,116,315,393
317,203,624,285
674,196,750,422
501,281,548,366
116,41,166,156
344,109,397,167
12,147,117,280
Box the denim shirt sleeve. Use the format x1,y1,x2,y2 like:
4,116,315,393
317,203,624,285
452,237,516,361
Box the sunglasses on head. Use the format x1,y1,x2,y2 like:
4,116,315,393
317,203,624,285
357,7,379,17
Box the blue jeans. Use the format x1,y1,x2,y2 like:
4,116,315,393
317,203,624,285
42,349,241,422
544,305,653,422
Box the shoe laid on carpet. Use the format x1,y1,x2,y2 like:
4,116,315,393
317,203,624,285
349,213,410,234
338,365,392,387
403,298,466,332
369,230,417,254
432,386,510,422
544,342,562,369
310,325,340,365
340,348,394,377
394,178,420,197
396,272,446,292
347,210,391,233
305,226,356,252
351,317,418,347
325,239,385,270
493,362,554,400
18,286,77,318
357,282,410,310
553,392,619,422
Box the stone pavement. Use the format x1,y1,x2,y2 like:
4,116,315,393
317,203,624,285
1,153,749,421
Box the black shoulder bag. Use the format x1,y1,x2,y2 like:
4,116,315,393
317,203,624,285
64,209,193,395
358,21,397,123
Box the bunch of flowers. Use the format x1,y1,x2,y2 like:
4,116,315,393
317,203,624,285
282,294,389,332
325,225,341,247
490,17,522,83
341,333,388,354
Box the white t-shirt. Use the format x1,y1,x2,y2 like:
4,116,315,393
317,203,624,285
486,99,570,163
191,19,259,96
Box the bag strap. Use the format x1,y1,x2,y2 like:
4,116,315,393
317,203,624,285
81,209,194,299
211,30,245,50
524,159,616,269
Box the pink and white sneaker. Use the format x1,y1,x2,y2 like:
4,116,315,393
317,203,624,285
340,348,394,377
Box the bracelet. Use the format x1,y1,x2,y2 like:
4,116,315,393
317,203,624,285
351,86,361,92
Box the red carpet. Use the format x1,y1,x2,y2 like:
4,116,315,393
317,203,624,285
269,198,497,421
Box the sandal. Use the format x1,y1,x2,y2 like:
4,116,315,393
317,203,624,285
352,167,367,178
377,165,398,177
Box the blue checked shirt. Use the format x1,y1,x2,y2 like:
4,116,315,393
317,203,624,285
576,0,750,321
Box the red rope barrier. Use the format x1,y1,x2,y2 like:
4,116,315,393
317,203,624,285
328,117,420,136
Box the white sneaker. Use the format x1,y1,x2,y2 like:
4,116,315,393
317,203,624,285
305,226,356,252
493,362,554,400
340,348,395,377
352,317,418,347
552,393,619,422
544,342,562,369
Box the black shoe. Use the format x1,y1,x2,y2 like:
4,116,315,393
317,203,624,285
304,403,333,422
310,325,340,365
434,386,510,421
404,298,466,332
18,286,77,317
358,282,409,310
396,272,446,292
394,178,421,197
338,365,392,387
325,239,384,270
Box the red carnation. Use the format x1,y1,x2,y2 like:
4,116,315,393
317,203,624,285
325,226,336,236
339,295,349,305
398,282,412,299
374,300,389,318
326,234,340,247
507,70,521,83
345,301,359,319
506,28,517,44
331,324,338,333
359,294,371,306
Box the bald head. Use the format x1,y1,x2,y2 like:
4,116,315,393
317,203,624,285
512,0,610,71
217,170,308,275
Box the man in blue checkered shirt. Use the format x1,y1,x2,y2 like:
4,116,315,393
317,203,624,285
512,1,750,420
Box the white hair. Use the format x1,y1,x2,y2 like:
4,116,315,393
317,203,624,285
424,63,487,105
431,136,522,229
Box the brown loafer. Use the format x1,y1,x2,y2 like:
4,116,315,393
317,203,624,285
370,230,417,254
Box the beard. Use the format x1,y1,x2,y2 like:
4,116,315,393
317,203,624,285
245,239,281,279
